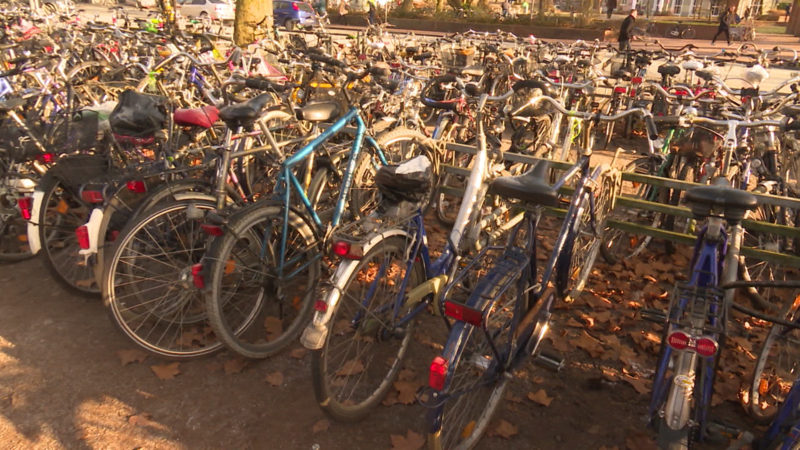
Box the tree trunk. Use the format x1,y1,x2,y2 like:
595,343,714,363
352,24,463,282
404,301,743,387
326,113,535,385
788,0,800,35
234,0,273,47
399,0,413,13
436,0,447,12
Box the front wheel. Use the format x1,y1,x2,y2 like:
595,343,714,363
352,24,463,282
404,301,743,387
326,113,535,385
311,235,423,421
204,204,320,359
683,28,696,39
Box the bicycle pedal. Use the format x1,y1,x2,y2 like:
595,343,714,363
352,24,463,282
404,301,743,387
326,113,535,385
640,308,667,324
533,351,564,372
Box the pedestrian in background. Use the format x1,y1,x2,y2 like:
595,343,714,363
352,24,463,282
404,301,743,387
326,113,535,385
367,0,377,24
711,5,735,45
607,0,617,19
618,8,636,52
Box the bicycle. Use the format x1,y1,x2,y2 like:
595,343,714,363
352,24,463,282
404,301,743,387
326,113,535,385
664,22,696,40
420,98,656,449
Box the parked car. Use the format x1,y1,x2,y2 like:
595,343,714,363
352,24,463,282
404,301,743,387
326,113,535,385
273,0,318,30
177,0,235,21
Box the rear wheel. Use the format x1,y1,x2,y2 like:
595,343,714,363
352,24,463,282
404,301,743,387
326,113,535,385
747,292,800,424
683,28,696,39
311,235,423,421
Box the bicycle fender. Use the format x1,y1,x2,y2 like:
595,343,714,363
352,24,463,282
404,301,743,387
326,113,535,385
172,192,217,203
300,227,412,350
406,274,448,315
26,190,45,254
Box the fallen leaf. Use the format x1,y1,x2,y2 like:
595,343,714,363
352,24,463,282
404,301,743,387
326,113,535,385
116,349,147,366
150,362,180,380
312,419,330,433
394,380,418,405
175,328,204,347
390,430,425,450
265,371,284,387
128,413,167,431
574,331,605,358
625,431,657,450
548,336,571,353
398,368,415,381
623,375,651,395
290,347,308,359
336,359,364,376
566,317,584,328
223,358,247,375
264,316,283,342
527,389,553,406
487,419,518,439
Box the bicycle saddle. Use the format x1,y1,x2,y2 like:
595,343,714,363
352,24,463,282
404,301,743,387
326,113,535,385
173,105,219,129
682,60,703,71
488,161,557,206
657,64,681,76
696,70,715,82
461,65,484,77
684,178,757,222
218,93,272,128
295,102,341,122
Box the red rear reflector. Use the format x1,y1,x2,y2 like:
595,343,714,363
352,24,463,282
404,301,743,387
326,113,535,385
332,240,350,257
314,300,328,312
614,86,627,94
429,356,448,390
444,301,484,326
631,76,643,84
17,197,32,220
75,225,90,249
695,337,718,357
191,263,205,289
674,89,689,96
81,190,104,204
667,331,690,350
200,224,223,236
36,152,55,164
630,88,637,96
126,180,147,193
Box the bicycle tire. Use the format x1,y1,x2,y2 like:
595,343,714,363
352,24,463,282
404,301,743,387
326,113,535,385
204,204,320,359
556,189,601,301
427,260,529,450
311,234,424,421
683,28,696,39
739,204,793,311
747,293,800,424
37,170,101,296
601,156,661,264
103,199,222,358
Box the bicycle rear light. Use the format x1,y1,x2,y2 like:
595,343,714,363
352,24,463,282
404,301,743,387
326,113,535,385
444,300,483,327
200,224,224,236
332,240,363,259
75,225,90,250
35,152,55,164
429,356,448,391
81,190,104,204
614,87,627,94
695,337,719,357
667,331,690,351
314,300,328,313
191,263,205,289
17,197,32,220
126,180,147,193
631,76,643,84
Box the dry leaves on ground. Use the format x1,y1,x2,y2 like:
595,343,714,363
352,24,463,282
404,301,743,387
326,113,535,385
150,362,180,380
625,431,657,450
622,374,651,395
488,419,518,439
574,331,605,358
223,358,248,375
264,316,283,342
336,359,364,376
527,389,553,407
390,430,425,450
265,371,284,387
393,380,418,405
290,347,308,359
128,413,168,431
116,349,147,366
311,419,330,434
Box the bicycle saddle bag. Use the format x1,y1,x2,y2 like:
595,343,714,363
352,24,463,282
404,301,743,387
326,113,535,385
375,155,432,206
109,89,167,138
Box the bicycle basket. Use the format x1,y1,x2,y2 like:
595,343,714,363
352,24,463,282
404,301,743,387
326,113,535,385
109,89,167,138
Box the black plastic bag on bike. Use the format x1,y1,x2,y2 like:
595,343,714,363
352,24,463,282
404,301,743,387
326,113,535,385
109,90,167,137
374,155,432,214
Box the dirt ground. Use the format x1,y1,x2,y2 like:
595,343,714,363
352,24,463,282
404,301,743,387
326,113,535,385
0,216,785,450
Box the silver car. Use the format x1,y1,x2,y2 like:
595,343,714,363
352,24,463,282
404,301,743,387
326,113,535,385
177,0,235,21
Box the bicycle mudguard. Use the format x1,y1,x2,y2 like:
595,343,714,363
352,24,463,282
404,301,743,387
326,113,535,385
300,227,413,350
26,190,44,254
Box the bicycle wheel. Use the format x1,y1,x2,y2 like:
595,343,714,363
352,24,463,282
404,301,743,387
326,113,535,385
556,188,602,301
0,152,35,262
683,28,696,39
204,204,320,359
739,204,793,311
103,199,222,358
601,156,662,264
37,171,100,296
427,264,528,450
748,293,800,424
311,234,424,421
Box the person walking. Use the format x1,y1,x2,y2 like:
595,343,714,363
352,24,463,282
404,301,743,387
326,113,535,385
367,0,377,24
711,5,735,45
607,0,617,19
618,8,636,52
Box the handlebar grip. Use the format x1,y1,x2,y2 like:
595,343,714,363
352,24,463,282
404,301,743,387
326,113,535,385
244,77,287,92
645,115,659,140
